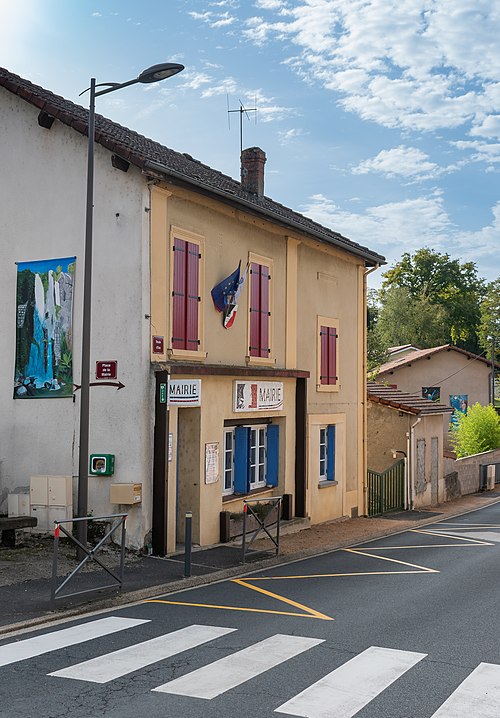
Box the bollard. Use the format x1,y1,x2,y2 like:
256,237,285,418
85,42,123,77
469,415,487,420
184,511,192,577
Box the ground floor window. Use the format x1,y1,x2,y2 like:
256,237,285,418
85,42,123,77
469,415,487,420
319,425,336,483
223,423,279,496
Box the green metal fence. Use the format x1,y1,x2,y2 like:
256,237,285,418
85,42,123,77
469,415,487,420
367,459,405,517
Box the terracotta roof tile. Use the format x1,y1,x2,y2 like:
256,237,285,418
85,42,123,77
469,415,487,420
376,344,499,375
367,382,453,415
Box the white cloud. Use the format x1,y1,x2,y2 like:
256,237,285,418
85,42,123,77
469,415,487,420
352,145,449,180
277,127,306,144
300,191,500,281
236,1,500,136
189,9,236,29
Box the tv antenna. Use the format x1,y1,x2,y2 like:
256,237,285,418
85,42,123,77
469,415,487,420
227,96,257,156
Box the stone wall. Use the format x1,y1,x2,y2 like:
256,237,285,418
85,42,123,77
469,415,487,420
444,448,500,500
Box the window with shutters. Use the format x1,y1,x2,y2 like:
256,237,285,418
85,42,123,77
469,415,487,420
223,423,279,496
319,425,336,484
317,316,339,391
248,255,273,363
169,228,205,357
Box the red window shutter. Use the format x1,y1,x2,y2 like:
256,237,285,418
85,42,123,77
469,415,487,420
186,241,200,350
328,327,337,385
172,238,187,349
259,265,270,357
249,262,261,357
172,238,200,351
320,325,337,385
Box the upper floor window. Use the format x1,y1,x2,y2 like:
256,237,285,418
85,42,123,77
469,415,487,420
317,316,339,390
170,229,204,355
248,257,272,360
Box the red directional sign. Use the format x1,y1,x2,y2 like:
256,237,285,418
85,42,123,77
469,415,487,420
96,360,118,380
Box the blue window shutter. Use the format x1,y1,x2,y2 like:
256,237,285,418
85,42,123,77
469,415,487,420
234,426,250,494
266,424,279,487
327,425,336,481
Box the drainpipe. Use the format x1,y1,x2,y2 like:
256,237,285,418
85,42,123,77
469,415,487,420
409,417,422,510
362,264,380,515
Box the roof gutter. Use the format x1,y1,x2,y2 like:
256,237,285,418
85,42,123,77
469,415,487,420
143,160,385,267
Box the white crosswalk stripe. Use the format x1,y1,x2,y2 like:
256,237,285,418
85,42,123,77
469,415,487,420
275,645,427,718
153,633,324,699
0,616,149,668
3,619,500,716
429,663,500,717
49,624,236,683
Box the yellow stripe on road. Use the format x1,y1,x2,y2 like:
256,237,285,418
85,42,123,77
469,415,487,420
145,599,329,619
232,579,333,620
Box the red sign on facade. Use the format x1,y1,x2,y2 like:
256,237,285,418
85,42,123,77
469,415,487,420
152,335,165,354
96,361,118,380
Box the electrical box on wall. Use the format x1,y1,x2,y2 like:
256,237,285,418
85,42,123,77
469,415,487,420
109,483,142,504
89,454,115,476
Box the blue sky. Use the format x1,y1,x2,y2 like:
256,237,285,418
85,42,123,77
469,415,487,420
3,0,499,287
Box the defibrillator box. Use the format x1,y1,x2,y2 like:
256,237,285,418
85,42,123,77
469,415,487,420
89,454,115,476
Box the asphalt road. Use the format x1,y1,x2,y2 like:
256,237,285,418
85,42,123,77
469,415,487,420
2,502,500,717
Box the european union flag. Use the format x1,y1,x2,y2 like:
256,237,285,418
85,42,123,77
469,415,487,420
211,262,241,313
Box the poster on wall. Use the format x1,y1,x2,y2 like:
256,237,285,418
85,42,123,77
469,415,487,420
449,394,468,426
205,442,219,484
14,257,76,399
422,387,440,402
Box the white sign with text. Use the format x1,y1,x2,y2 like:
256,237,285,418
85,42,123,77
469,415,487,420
168,379,201,406
233,381,284,412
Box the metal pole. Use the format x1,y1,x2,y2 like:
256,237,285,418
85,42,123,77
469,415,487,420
184,511,192,577
76,78,96,557
242,502,247,562
51,523,60,610
491,336,496,405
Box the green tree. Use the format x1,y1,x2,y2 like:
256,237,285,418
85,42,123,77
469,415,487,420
381,249,485,353
478,278,500,359
451,403,500,458
370,285,449,362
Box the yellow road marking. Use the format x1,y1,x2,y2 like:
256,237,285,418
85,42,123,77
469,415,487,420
247,570,427,581
356,543,488,550
232,579,333,620
411,529,493,545
144,599,328,619
345,548,438,573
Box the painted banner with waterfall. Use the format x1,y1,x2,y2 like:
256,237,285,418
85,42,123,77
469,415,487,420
14,257,76,399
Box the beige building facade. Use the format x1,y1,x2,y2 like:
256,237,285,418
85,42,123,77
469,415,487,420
0,68,384,552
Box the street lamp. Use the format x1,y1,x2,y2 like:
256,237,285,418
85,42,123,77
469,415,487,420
76,63,184,552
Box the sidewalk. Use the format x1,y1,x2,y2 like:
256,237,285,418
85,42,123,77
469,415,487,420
1,491,500,635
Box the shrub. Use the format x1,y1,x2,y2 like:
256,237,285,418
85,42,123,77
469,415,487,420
451,403,500,458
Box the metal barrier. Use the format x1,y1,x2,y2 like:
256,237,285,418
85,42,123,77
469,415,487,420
242,496,281,562
51,513,127,609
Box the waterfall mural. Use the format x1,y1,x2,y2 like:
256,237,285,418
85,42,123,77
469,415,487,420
14,257,76,399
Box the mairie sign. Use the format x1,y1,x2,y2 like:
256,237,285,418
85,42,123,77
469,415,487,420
168,379,201,407
234,381,284,412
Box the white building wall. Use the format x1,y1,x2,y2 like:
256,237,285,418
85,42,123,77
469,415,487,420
0,89,153,547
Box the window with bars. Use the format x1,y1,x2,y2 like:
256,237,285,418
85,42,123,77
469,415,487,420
171,235,201,351
249,261,271,358
223,423,279,496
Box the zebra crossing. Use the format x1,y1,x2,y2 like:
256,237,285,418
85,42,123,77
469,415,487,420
1,616,500,716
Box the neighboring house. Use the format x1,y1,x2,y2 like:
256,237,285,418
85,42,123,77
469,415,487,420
0,67,384,551
367,382,452,509
386,344,420,358
375,345,499,442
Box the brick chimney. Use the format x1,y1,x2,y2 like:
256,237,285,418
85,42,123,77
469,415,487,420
241,147,266,196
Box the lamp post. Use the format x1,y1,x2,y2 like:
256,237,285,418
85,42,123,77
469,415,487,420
76,63,184,552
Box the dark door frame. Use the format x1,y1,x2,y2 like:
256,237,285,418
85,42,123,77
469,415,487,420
152,370,169,555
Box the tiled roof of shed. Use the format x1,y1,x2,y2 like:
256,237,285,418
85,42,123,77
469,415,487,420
376,344,499,375
0,67,385,266
367,382,453,416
